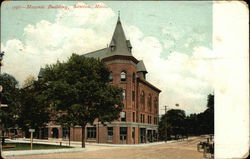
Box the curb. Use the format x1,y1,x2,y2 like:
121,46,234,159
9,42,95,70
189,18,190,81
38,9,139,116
3,148,85,157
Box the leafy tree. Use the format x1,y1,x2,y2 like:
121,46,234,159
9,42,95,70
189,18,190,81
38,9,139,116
0,73,20,142
40,54,124,148
185,94,214,135
203,94,214,134
18,77,50,137
159,109,186,140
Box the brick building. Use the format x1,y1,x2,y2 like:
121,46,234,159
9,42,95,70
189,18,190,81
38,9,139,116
39,15,161,144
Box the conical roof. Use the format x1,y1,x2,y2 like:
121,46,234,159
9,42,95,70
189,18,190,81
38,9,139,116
38,68,45,79
137,60,148,73
108,15,132,56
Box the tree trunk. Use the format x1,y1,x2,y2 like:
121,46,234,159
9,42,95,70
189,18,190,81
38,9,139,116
68,127,70,146
81,124,86,148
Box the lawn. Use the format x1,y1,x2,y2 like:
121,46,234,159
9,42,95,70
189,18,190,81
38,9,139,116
2,143,72,151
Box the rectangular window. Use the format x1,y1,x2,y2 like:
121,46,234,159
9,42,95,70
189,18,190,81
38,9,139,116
122,89,126,100
143,114,145,123
132,127,135,139
133,112,135,122
154,117,158,124
87,127,96,139
120,127,127,135
62,127,69,139
120,127,127,141
132,91,135,101
121,111,126,122
107,127,113,140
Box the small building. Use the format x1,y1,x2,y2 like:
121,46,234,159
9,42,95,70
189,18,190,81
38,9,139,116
39,15,161,144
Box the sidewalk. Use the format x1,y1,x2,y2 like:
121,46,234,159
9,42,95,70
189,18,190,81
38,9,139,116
2,137,196,157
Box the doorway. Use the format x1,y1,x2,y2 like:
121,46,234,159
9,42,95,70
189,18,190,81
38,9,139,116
52,128,59,138
120,127,127,144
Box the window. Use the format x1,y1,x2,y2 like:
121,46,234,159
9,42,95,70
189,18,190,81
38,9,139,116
120,71,126,81
132,91,135,101
148,95,152,112
132,127,135,139
120,127,127,135
133,112,135,122
107,127,113,140
132,73,136,83
122,89,126,100
154,117,158,125
154,98,158,113
87,127,96,139
120,127,127,141
140,91,145,109
109,72,113,82
62,127,70,139
121,111,126,122
141,114,145,123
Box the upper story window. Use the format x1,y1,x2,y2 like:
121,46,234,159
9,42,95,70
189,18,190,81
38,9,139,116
121,111,126,122
122,89,126,100
132,73,136,83
154,97,158,113
132,91,135,101
140,91,145,106
120,71,126,81
109,72,113,82
148,94,152,112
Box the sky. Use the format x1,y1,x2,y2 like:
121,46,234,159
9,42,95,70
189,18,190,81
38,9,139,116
1,1,214,115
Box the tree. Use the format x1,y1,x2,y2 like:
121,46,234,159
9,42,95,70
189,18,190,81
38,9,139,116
159,109,186,140
0,73,20,142
18,77,50,137
185,94,214,135
40,54,124,148
203,94,214,134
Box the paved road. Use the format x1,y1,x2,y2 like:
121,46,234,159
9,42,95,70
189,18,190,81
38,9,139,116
5,137,206,159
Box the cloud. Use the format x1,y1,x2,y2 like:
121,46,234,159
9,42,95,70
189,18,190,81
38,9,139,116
1,2,214,114
1,2,114,84
124,24,214,114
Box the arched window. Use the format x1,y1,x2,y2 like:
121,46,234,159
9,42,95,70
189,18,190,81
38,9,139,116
154,98,158,113
148,95,152,112
120,71,126,81
140,91,145,109
109,71,113,82
132,73,135,83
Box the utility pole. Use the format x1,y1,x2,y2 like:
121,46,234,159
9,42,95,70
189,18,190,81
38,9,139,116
161,106,168,142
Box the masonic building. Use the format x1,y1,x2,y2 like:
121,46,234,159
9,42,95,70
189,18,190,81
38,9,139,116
39,15,161,144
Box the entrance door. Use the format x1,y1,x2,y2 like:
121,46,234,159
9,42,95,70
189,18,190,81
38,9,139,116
120,127,127,144
147,130,153,142
52,128,59,138
139,128,146,143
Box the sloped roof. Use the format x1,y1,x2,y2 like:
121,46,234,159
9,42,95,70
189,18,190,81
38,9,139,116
136,60,148,73
84,48,108,59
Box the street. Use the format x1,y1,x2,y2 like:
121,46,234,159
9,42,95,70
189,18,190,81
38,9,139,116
5,137,206,159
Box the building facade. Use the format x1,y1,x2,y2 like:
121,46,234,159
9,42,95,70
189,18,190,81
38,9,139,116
39,15,161,144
